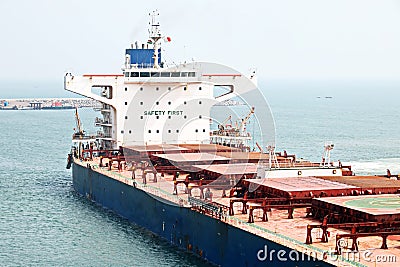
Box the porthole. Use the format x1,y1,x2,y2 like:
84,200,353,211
156,116,159,119
176,130,179,133
184,101,187,105
129,130,132,134
199,101,202,104
184,86,187,91
195,129,198,133
333,170,337,174
199,87,202,90
168,101,171,105
125,116,128,119
140,101,143,105
199,115,202,119
124,102,127,105
140,87,143,91
156,87,159,91
168,116,171,119
156,130,159,133
168,130,171,133
168,87,171,91
298,171,302,175
148,130,151,133
140,116,143,119
121,130,124,134
125,87,127,91
156,102,159,105
184,115,187,119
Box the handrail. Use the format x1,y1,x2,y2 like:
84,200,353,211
88,162,190,207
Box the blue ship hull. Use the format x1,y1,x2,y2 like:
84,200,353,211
72,163,333,267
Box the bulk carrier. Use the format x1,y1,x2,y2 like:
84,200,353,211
65,12,400,266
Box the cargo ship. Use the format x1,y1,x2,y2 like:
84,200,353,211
65,12,400,266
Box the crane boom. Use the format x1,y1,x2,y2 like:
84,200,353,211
74,107,84,136
218,115,232,131
239,106,255,134
256,142,264,153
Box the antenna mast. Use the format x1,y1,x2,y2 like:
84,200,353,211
149,10,162,68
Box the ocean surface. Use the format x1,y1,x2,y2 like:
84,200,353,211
0,80,399,266
265,80,400,175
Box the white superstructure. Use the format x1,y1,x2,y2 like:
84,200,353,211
64,11,258,149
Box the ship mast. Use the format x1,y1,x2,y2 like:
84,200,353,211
149,10,162,68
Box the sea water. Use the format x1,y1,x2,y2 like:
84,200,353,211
0,111,211,267
264,80,400,175
0,80,399,266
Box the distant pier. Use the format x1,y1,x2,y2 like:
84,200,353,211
0,98,99,110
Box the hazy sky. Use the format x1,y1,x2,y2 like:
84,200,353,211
1,0,400,96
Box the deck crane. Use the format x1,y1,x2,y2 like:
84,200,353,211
256,142,264,153
218,115,232,132
238,106,255,135
73,107,85,138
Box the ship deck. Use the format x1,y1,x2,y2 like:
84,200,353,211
319,175,400,191
312,194,400,221
243,177,359,198
77,156,400,266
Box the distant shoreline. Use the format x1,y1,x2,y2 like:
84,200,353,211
0,97,98,110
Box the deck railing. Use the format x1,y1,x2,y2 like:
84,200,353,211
84,161,190,207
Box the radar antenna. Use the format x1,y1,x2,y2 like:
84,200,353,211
149,10,162,68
